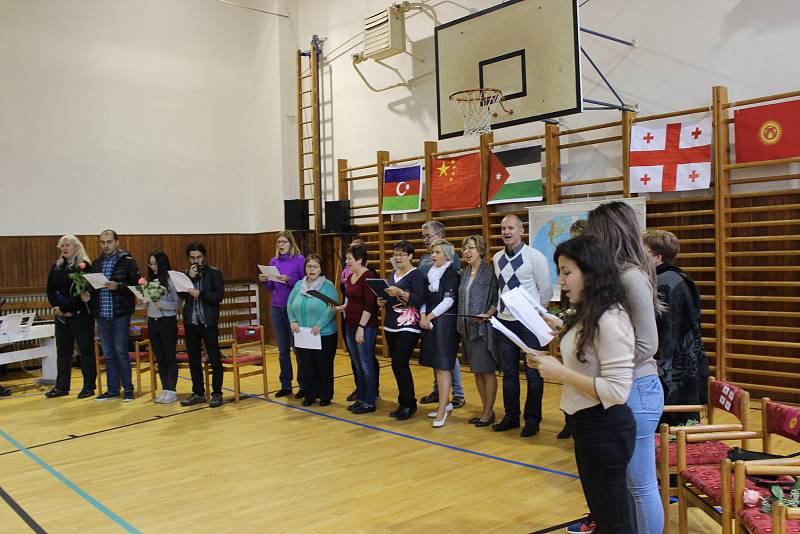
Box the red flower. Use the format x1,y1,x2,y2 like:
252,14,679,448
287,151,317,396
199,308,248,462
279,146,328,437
138,277,147,285
78,262,87,270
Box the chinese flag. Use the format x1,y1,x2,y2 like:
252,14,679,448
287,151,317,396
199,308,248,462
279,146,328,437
734,100,800,163
429,152,481,211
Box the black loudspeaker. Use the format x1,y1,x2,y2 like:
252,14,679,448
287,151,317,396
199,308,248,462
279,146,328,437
324,200,351,233
284,199,310,230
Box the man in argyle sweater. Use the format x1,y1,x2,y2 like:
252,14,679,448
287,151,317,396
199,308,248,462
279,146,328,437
492,214,552,437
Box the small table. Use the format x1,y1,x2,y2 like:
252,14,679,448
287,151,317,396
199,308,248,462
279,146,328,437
0,324,57,385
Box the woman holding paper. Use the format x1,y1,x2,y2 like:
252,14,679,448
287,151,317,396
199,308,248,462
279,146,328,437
45,235,96,399
418,239,460,428
527,234,636,534
259,230,306,398
287,255,338,407
457,235,499,427
143,251,181,404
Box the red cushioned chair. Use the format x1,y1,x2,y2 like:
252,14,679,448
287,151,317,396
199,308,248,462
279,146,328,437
204,325,268,403
734,463,800,534
658,377,752,534
677,398,800,534
94,325,154,398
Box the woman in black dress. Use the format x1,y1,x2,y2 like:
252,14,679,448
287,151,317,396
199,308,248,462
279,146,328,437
419,239,460,427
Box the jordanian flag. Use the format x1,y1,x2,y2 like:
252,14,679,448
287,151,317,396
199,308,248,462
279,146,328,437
382,162,422,214
488,144,543,204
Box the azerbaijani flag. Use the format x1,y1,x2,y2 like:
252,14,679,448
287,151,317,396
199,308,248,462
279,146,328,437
382,162,422,214
488,144,543,204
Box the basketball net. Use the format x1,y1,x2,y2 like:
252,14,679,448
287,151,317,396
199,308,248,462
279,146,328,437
449,88,503,136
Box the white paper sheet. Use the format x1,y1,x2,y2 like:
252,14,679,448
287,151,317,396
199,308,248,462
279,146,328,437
499,287,555,346
489,317,535,354
128,286,152,303
82,273,110,290
168,270,194,293
258,264,283,282
293,327,321,350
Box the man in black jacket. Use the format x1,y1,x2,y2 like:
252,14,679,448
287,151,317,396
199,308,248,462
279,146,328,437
179,242,226,408
88,230,141,402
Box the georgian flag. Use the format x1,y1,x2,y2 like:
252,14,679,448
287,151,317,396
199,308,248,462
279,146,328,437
629,117,712,193
382,162,422,214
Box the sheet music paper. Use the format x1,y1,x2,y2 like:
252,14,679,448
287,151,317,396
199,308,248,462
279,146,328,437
258,264,283,282
168,271,194,293
293,327,322,350
82,273,110,290
499,287,555,346
128,286,152,303
489,317,535,353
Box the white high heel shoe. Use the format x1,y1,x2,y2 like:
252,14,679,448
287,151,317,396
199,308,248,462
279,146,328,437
432,410,449,428
428,402,453,418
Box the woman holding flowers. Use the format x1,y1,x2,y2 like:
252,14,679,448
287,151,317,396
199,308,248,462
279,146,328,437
45,234,96,399
142,251,181,404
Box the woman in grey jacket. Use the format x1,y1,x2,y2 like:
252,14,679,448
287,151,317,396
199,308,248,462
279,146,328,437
457,235,499,427
143,251,181,404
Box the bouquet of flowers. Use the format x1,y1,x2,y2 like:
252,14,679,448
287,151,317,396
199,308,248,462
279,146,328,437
68,262,89,297
760,479,800,513
137,278,167,302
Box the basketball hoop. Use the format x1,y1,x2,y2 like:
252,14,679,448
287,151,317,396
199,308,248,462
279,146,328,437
449,88,510,136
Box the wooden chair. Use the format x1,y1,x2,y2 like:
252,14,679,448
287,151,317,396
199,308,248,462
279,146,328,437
733,462,800,534
658,378,752,533
204,325,269,403
677,398,800,534
95,325,155,398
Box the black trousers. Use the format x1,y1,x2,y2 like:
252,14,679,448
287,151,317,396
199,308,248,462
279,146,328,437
185,323,223,396
148,316,178,391
296,333,337,401
567,403,637,534
384,330,419,408
54,310,96,392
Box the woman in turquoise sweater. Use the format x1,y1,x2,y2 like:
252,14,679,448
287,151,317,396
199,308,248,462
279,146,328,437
287,254,339,407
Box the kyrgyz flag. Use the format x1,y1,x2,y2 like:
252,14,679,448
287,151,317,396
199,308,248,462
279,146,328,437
734,100,800,163
488,144,543,204
382,162,422,214
430,152,481,211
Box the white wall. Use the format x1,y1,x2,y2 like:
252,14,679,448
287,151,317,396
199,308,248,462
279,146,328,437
0,0,295,235
296,0,800,202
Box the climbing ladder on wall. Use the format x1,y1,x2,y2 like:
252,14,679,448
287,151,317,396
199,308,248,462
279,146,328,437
296,37,323,253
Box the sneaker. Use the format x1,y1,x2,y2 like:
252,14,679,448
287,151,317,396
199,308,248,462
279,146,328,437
95,391,120,401
565,516,596,533
180,393,206,406
154,391,167,404
420,392,439,404
123,391,134,402
209,393,223,408
162,390,178,404
451,396,465,409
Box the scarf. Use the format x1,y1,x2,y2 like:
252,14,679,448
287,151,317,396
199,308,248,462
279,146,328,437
299,275,326,296
427,261,452,292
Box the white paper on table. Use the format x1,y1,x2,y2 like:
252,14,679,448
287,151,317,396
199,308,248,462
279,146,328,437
82,273,110,290
293,327,322,350
168,270,194,293
490,317,535,354
257,264,283,282
499,287,555,346
128,286,152,302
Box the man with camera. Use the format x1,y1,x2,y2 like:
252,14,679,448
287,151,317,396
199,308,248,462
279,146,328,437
179,242,226,408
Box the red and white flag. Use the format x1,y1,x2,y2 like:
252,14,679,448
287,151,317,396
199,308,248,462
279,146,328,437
629,117,712,193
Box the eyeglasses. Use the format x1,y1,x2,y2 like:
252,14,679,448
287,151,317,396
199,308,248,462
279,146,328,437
276,240,290,245
393,252,409,258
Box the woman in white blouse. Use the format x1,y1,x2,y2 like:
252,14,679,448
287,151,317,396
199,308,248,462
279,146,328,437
528,234,636,534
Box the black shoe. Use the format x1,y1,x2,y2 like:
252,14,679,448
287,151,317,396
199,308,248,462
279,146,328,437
468,417,482,424
302,398,314,407
45,389,69,398
295,390,306,399
420,392,438,404
346,390,357,402
181,393,206,406
557,424,572,439
209,393,223,408
347,401,362,412
394,406,416,421
475,414,496,427
389,406,402,418
451,396,465,409
319,399,331,407
77,389,95,399
0,385,11,397
492,416,520,432
351,404,376,414
275,388,291,398
520,424,540,437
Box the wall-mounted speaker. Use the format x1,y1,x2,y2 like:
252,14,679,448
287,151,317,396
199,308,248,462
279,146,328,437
324,200,351,234
284,199,310,231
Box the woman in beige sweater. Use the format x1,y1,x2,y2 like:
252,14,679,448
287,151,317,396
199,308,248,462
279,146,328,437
529,234,636,534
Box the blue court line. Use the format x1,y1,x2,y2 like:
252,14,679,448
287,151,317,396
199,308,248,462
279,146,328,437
0,428,140,533
182,376,579,480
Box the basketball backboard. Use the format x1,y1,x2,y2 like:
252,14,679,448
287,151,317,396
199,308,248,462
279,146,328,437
435,0,582,139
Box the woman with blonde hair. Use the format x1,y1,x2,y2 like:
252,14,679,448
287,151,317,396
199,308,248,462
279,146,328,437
259,230,306,398
45,234,96,398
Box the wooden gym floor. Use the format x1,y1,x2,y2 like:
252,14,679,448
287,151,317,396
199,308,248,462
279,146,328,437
0,350,781,533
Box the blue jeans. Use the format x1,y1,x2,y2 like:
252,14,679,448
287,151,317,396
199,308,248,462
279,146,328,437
626,374,665,534
272,306,305,391
97,316,133,393
344,324,378,406
431,358,464,397
495,318,543,425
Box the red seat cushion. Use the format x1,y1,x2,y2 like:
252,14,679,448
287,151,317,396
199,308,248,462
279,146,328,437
175,353,191,362
681,466,776,505
222,354,264,365
739,507,800,534
656,439,732,466
128,351,150,362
